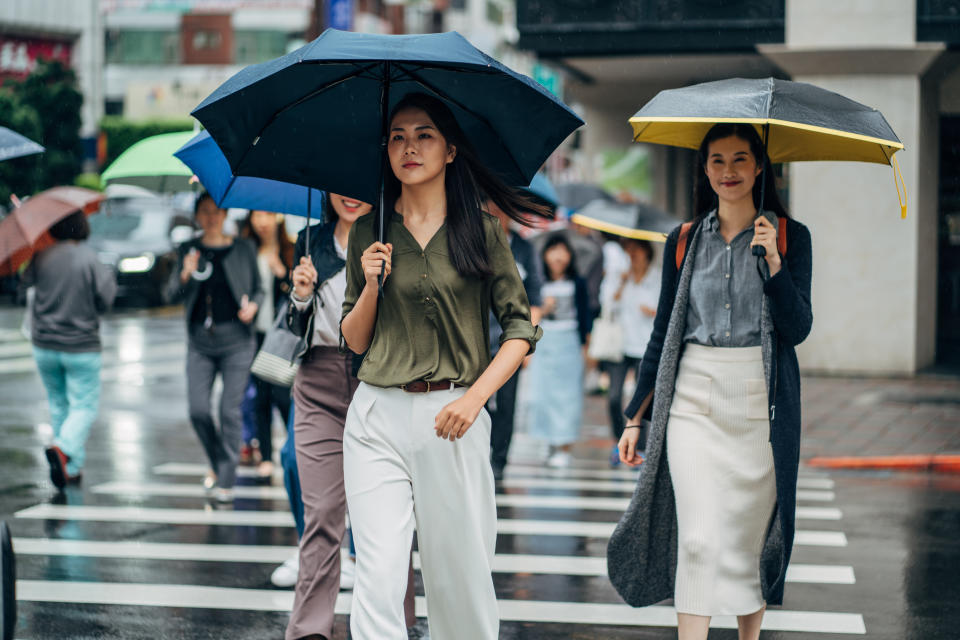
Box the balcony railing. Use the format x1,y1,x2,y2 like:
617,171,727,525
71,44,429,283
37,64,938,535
917,0,960,43
517,0,785,57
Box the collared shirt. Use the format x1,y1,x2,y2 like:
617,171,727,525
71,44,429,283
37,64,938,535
292,234,347,348
684,210,775,347
342,212,542,387
489,230,543,355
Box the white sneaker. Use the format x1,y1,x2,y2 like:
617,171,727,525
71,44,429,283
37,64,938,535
36,423,53,448
340,555,356,590
547,451,572,468
271,551,299,588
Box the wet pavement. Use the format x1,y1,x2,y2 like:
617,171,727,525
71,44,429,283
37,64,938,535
0,305,958,639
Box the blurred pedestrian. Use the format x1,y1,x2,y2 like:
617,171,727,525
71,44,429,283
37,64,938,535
603,238,659,466
340,93,542,640
166,192,263,503
240,209,295,479
527,233,592,468
24,210,116,488
485,198,543,481
612,123,813,640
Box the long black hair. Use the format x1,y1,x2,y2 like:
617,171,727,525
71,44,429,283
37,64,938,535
49,210,89,241
541,232,578,282
385,92,551,279
692,123,789,220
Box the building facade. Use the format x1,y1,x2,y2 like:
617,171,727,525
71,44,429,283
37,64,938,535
517,0,960,376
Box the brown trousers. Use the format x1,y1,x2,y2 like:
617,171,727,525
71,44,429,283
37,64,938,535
285,347,416,640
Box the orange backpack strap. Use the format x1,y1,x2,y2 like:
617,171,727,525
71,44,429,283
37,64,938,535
675,221,694,270
778,217,787,256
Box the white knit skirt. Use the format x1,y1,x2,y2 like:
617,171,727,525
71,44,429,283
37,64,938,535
667,343,777,616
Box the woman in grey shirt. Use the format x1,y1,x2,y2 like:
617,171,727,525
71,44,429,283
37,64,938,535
614,123,813,640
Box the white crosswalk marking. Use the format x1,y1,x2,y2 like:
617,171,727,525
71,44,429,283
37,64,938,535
12,538,855,584
15,581,866,633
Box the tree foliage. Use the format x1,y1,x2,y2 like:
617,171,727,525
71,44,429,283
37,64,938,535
0,59,83,207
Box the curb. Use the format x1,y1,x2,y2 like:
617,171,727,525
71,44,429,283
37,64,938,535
806,454,960,474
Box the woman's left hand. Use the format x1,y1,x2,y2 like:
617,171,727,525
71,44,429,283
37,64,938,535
751,217,782,276
237,295,259,324
435,393,485,441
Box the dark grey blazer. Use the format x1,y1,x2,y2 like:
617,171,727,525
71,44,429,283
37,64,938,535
608,216,813,608
166,237,264,325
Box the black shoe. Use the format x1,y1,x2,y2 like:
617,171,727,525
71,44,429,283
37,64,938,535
44,446,69,489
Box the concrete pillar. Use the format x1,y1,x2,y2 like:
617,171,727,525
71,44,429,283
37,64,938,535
759,0,944,374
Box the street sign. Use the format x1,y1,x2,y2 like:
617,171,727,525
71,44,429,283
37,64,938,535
328,0,353,31
533,63,563,99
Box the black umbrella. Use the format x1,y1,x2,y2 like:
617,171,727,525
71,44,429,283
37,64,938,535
191,29,583,248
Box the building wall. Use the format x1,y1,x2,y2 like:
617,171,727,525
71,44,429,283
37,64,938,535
0,0,104,140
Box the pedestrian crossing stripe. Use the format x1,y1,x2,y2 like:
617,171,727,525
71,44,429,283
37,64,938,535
14,581,867,634
11,538,857,584
13,504,849,546
88,481,841,518
150,463,836,494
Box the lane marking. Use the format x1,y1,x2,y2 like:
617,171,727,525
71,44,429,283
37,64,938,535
91,482,841,519
14,581,866,633
12,538,854,584
14,505,847,546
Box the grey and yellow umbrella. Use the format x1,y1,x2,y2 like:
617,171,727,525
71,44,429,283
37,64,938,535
571,199,678,243
630,77,907,217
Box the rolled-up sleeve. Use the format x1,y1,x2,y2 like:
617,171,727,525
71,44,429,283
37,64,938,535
488,220,542,354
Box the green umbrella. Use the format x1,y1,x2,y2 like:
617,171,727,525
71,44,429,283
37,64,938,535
101,131,196,192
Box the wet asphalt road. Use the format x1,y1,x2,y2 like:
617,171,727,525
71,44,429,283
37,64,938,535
0,306,958,639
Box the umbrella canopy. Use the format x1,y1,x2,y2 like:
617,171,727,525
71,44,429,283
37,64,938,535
554,183,614,213
0,186,104,276
174,130,325,218
191,29,583,211
0,127,44,162
571,199,678,243
522,172,559,211
630,77,902,165
101,131,195,192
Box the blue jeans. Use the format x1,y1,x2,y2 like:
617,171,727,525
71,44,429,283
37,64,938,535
33,347,102,476
280,406,305,538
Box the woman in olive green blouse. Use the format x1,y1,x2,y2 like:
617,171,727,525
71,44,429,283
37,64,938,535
339,93,544,640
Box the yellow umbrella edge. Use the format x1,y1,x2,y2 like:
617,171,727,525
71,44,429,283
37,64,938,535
629,116,903,164
570,213,670,243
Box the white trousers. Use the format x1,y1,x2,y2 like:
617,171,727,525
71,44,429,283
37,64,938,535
343,382,499,640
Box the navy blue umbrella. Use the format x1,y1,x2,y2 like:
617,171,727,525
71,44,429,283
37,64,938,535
191,29,583,245
175,130,327,250
0,126,43,162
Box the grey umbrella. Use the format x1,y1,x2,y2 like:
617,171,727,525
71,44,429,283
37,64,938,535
571,198,679,243
0,126,44,162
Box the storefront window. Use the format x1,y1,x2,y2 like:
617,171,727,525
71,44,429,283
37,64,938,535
234,30,290,64
106,29,180,65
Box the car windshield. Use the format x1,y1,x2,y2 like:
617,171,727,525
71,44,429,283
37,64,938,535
89,199,174,242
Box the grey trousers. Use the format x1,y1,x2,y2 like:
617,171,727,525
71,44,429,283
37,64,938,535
186,323,256,490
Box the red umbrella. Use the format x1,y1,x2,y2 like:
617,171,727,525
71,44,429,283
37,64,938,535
0,186,104,277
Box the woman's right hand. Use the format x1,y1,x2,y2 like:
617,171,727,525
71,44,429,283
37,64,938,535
180,248,199,283
292,256,318,299
361,242,392,288
618,424,644,467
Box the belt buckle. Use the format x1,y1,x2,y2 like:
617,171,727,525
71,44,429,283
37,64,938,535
425,380,431,393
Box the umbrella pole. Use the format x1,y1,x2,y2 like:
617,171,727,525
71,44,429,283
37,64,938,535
305,188,311,257
753,123,770,259
377,61,391,296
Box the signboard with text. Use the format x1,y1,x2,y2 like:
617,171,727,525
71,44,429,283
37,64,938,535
0,37,73,81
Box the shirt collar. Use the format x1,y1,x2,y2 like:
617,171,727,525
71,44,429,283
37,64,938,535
704,209,778,233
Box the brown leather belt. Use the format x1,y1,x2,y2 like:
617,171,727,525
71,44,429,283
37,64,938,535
399,380,461,393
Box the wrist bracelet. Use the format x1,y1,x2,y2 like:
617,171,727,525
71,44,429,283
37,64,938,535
624,424,642,430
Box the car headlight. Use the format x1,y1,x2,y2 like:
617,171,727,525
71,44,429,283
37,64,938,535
117,253,155,273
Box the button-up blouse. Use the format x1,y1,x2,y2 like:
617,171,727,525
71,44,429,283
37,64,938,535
683,210,776,348
341,211,542,387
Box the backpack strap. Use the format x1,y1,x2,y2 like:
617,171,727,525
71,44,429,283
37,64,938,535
675,221,694,271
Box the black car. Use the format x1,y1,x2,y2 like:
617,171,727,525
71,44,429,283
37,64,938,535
89,197,196,306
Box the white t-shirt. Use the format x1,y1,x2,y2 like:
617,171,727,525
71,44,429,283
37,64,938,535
608,267,660,358
291,235,348,348
255,253,275,334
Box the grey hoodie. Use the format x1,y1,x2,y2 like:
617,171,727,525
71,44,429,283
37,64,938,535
23,241,117,352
